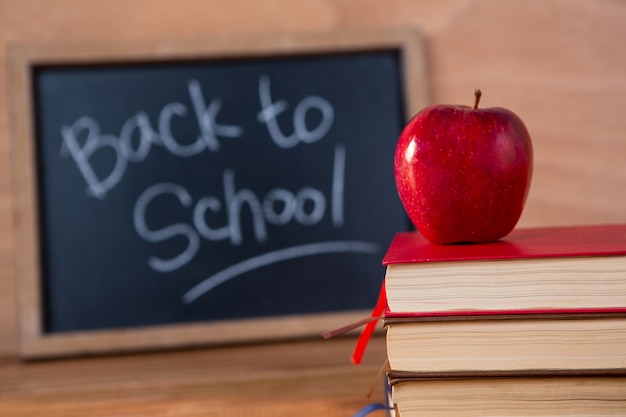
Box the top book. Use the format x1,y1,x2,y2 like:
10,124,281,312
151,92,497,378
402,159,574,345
383,224,626,314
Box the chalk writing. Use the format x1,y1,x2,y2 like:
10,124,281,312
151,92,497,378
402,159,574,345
257,75,334,148
182,240,381,304
58,75,365,292
133,144,346,273
60,79,243,199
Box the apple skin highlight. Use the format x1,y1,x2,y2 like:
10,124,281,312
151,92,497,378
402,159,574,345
394,93,533,245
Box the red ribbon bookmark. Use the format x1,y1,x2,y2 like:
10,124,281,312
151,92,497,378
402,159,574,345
351,280,387,365
321,280,387,365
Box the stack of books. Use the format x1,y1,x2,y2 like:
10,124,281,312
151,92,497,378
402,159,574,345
382,224,626,416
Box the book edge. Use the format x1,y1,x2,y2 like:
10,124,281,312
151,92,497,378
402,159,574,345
382,224,626,265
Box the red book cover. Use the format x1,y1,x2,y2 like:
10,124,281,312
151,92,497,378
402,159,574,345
383,224,626,266
382,307,626,321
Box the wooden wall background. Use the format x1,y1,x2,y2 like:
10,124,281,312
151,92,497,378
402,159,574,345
1,0,625,356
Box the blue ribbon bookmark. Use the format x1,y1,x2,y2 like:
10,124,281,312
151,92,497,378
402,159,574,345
352,403,389,417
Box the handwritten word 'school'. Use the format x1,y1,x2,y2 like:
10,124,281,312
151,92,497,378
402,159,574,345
59,76,344,273
133,145,345,273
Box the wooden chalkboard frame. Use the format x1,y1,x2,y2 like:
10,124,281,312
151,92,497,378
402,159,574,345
8,28,428,359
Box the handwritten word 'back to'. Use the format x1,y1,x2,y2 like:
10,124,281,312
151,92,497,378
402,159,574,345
60,76,335,199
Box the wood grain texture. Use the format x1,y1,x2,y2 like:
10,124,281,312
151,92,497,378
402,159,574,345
0,336,390,417
1,0,624,362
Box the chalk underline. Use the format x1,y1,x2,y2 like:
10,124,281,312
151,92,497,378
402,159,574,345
181,240,381,304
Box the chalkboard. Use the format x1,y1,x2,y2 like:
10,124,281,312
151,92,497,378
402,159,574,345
9,29,428,358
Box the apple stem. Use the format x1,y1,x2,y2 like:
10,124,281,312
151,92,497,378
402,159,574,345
473,89,482,109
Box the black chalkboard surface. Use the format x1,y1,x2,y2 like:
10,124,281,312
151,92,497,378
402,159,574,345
9,29,428,357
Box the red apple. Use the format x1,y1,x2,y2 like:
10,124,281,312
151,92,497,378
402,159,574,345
394,89,533,244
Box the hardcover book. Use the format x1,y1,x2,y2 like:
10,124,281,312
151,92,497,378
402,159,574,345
390,374,626,417
384,314,626,373
383,224,626,314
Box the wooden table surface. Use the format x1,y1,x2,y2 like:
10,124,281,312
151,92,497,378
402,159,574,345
0,335,389,417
